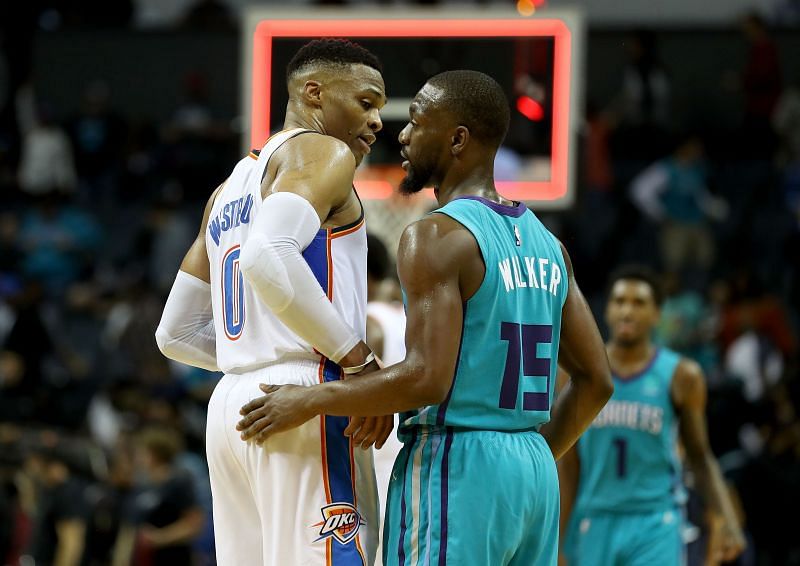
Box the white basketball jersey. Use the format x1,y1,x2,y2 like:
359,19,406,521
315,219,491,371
206,129,368,373
366,301,406,365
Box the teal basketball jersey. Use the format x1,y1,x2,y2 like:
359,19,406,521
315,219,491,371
399,196,568,434
575,348,686,514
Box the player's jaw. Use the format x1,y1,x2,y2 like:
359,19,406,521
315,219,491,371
399,150,434,195
609,316,649,347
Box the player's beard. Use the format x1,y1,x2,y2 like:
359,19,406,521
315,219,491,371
399,160,434,195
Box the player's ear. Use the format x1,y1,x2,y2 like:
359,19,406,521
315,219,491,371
303,80,323,108
451,125,469,156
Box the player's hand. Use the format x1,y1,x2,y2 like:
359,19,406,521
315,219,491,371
706,515,746,565
344,414,394,450
341,357,390,449
236,384,314,444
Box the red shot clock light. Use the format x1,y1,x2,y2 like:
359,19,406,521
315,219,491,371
250,17,573,203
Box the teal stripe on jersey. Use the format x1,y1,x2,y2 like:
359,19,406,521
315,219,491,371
399,196,568,437
575,348,686,515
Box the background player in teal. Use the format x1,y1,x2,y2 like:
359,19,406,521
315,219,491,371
236,70,614,565
558,266,746,566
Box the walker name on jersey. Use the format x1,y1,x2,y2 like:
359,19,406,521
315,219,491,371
591,400,664,434
312,502,365,545
498,255,562,296
208,194,254,246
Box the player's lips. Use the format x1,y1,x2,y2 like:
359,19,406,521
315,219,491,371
400,150,410,170
358,134,375,153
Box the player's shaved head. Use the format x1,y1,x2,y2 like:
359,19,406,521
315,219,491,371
286,39,383,82
425,70,510,150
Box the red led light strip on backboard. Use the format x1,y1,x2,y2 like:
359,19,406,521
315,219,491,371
252,19,571,201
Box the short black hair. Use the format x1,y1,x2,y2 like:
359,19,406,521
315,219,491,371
426,70,510,150
367,233,390,281
607,265,663,306
286,39,382,81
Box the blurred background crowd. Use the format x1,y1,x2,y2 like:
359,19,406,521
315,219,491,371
0,0,798,564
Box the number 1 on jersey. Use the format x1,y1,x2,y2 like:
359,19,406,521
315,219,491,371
499,322,552,411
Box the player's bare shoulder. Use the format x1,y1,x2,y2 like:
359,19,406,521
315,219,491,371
671,356,707,409
398,213,482,294
271,132,356,180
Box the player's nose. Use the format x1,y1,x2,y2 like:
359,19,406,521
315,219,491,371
368,108,382,133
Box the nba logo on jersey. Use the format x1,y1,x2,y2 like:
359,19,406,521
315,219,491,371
313,503,365,545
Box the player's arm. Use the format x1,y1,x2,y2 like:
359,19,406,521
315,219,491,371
236,216,467,440
239,136,371,367
558,443,580,565
54,518,86,566
673,358,746,564
554,369,580,564
154,185,222,372
539,242,613,460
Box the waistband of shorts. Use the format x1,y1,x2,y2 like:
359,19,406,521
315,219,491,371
223,354,335,384
401,424,543,437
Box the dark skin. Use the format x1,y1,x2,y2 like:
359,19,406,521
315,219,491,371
237,81,613,460
557,280,746,565
174,62,393,448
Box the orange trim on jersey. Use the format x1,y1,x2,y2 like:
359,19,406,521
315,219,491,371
326,229,334,301
248,152,258,160
330,217,365,239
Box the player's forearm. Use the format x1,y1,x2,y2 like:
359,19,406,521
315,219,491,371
308,359,447,417
54,521,85,566
239,192,361,363
540,377,612,460
692,453,739,525
150,510,205,546
155,271,219,372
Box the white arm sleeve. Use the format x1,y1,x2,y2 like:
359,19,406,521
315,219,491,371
239,192,361,363
155,271,219,372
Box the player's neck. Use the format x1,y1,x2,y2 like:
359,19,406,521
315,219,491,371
435,163,511,207
607,340,656,372
282,107,323,135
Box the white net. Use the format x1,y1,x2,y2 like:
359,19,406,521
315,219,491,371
362,193,437,261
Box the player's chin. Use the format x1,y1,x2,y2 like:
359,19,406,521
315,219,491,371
398,175,425,195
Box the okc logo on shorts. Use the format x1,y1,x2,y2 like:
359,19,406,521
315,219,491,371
312,503,365,545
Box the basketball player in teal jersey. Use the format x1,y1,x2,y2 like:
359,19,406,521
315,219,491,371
236,70,614,565
558,266,746,566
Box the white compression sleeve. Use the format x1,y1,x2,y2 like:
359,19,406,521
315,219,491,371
155,271,219,372
239,192,360,363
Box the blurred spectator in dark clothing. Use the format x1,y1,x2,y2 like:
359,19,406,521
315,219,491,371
17,191,101,297
161,71,233,203
611,30,672,161
114,427,203,566
718,269,796,359
67,80,127,210
629,135,727,284
21,446,89,566
0,281,53,424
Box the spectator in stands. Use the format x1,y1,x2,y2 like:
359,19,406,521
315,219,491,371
629,134,727,284
114,427,204,566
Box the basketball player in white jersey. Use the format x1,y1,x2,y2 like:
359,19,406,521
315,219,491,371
364,234,406,566
154,39,392,566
